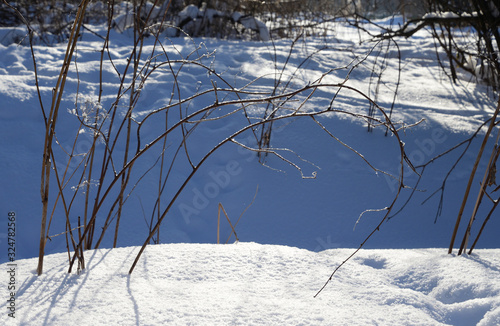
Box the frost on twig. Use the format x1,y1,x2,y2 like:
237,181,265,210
230,138,319,179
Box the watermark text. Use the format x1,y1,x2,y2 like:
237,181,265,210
6,211,16,319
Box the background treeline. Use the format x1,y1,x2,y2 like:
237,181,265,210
0,0,427,29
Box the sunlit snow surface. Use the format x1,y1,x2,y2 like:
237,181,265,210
2,243,500,325
1,16,500,325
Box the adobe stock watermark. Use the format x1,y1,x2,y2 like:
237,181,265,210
178,134,257,224
385,127,448,192
6,211,16,319
178,120,290,224
178,160,243,224
314,234,340,252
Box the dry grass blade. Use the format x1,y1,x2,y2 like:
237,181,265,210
449,98,500,254
458,118,500,254
225,185,259,244
217,203,239,244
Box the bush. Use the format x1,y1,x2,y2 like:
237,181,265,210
6,0,410,275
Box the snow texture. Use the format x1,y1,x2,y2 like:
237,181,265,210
2,244,500,325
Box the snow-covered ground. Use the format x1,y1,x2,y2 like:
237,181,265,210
1,15,500,325
3,243,500,325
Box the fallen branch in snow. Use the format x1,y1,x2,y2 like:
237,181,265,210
374,13,482,40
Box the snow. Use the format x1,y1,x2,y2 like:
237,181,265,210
3,243,500,325
422,12,479,20
1,15,500,325
423,12,461,19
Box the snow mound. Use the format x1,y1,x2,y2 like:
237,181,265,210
2,243,500,325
